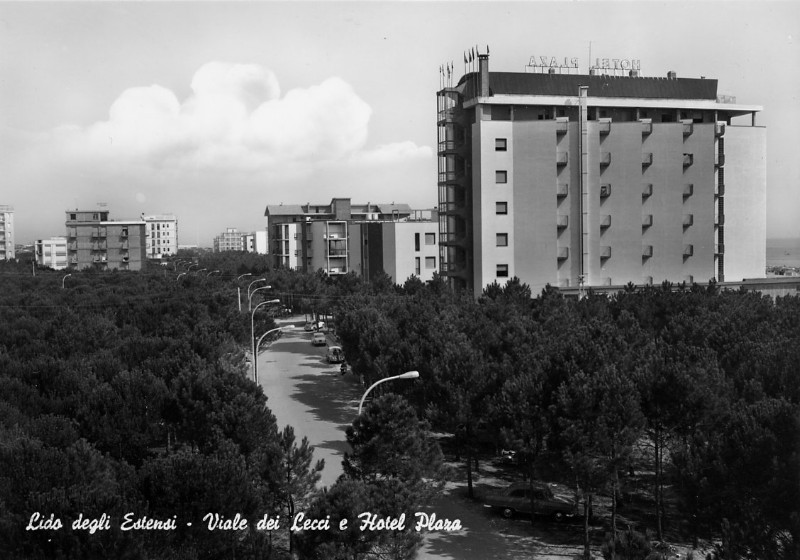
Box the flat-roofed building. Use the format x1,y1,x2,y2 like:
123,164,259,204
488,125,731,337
243,230,268,254
65,210,147,270
0,205,14,260
35,236,68,270
437,53,765,294
214,228,244,252
141,214,178,259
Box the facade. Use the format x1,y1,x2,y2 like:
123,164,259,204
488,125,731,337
141,214,178,259
437,54,766,295
266,198,438,281
65,210,147,270
35,237,68,270
214,228,245,252
0,205,14,260
243,230,268,254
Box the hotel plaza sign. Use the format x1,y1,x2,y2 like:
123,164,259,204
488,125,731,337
527,55,642,73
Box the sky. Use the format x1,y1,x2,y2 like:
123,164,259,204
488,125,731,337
1,1,798,246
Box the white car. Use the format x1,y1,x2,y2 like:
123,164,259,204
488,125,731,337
312,333,327,346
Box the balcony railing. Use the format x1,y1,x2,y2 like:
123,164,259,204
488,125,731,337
556,152,569,166
715,215,725,226
557,247,569,260
715,244,725,255
438,140,461,152
600,215,611,229
438,171,459,183
557,183,569,198
600,184,612,198
437,108,455,123
683,214,694,227
715,122,726,136
642,152,653,166
642,214,653,228
642,245,653,258
643,183,653,198
683,184,694,198
715,183,725,196
683,244,694,257
641,120,653,135
683,153,694,167
598,119,611,135
715,154,725,167
682,121,693,136
600,152,611,166
556,118,569,134
600,246,612,259
556,215,569,229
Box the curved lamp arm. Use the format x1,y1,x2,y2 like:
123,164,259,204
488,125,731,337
358,371,419,415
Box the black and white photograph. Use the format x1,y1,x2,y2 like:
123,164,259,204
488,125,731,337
1,1,798,559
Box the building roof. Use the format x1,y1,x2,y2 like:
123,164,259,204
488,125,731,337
459,71,718,100
265,202,414,218
266,204,306,216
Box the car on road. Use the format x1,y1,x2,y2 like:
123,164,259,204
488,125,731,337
483,482,579,521
312,333,327,346
326,346,344,363
304,321,315,332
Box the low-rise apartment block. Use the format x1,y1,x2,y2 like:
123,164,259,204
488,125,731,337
65,210,147,271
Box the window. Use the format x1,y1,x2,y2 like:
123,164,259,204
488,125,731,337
496,202,508,215
497,264,509,278
425,233,435,245
70,213,76,220
425,257,436,269
415,257,420,276
496,233,508,247
495,138,507,151
414,233,420,251
496,170,508,184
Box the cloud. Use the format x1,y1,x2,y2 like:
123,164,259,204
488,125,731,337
48,62,429,175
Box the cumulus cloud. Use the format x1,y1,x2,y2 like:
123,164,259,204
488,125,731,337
50,62,429,174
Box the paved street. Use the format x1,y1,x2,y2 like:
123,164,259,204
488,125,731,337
256,316,586,560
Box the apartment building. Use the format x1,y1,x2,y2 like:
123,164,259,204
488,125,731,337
243,231,268,254
0,205,14,260
213,228,245,252
266,198,438,281
65,210,147,270
141,214,178,259
35,237,68,270
437,53,766,294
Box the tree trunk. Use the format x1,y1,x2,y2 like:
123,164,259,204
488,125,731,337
611,448,618,560
654,428,663,541
466,449,474,499
583,493,593,560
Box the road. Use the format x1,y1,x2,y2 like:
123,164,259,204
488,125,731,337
256,316,589,560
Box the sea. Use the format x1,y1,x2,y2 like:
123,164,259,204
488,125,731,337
766,238,800,269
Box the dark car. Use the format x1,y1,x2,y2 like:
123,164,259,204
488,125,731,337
483,482,579,520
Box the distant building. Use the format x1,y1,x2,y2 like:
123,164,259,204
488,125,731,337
214,228,244,252
437,52,766,294
65,210,147,271
0,205,15,260
35,237,68,270
141,214,178,259
265,198,439,282
242,230,268,254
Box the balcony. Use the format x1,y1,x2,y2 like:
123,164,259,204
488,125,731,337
598,119,611,135
642,183,653,198
715,215,725,227
683,244,694,257
715,183,725,197
439,201,465,213
599,152,611,166
69,257,79,265
600,184,612,198
641,119,653,135
600,246,612,259
683,214,694,227
683,153,694,167
715,122,726,137
715,154,726,167
683,184,694,198
600,215,611,229
557,183,569,198
642,214,653,228
682,121,693,136
438,140,462,153
557,247,569,260
715,244,725,255
438,171,460,183
92,256,108,263
641,152,653,166
91,242,107,251
556,152,569,166
556,118,569,134
642,245,653,258
328,249,347,257
556,215,569,229
91,229,107,239
68,242,78,251
437,108,455,124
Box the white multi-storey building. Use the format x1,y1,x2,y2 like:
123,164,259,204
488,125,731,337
141,214,178,259
35,237,68,270
0,205,15,260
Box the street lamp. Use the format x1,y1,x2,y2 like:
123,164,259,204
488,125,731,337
237,273,252,282
236,273,253,312
358,371,420,415
254,326,284,384
176,272,187,282
247,278,269,310
207,270,220,276
251,299,282,383
61,273,72,289
196,268,207,274
187,263,198,272
249,285,273,312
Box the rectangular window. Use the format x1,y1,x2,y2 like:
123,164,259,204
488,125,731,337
425,233,435,245
425,256,436,269
415,233,420,251
415,257,420,276
497,264,509,278
496,233,508,247
496,170,508,183
495,138,507,151
496,202,508,215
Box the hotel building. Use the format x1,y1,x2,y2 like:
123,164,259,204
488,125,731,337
266,198,439,282
0,205,14,260
141,214,178,259
65,210,147,271
437,53,766,294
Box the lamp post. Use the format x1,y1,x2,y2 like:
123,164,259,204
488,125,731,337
237,273,252,282
250,299,281,383
247,278,268,311
236,273,252,312
249,285,273,312
358,371,420,415
61,273,72,289
207,270,220,277
196,268,207,274
254,326,284,385
187,263,198,272
176,272,187,282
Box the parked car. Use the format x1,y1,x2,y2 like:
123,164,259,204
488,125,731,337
304,321,315,332
312,333,327,346
483,482,579,521
326,346,344,363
